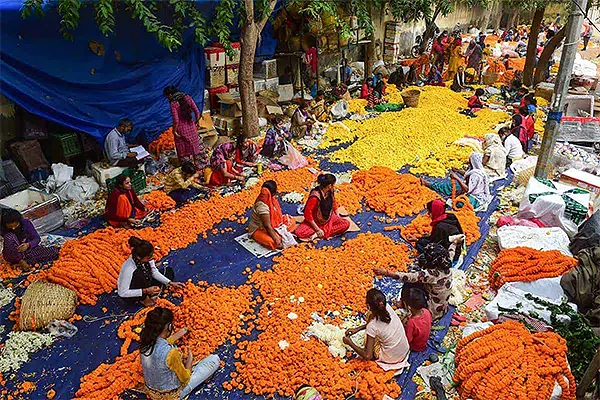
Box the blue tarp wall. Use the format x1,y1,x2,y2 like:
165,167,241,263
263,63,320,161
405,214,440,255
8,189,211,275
0,0,278,144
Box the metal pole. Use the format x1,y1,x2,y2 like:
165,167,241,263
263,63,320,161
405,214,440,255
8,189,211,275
535,0,588,178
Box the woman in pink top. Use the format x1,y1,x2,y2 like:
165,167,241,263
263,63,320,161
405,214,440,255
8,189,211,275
164,86,209,169
344,289,410,371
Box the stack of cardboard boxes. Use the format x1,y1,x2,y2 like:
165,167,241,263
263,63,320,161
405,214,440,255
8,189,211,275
384,22,403,64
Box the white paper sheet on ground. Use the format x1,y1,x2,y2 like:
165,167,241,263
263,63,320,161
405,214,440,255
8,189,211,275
484,277,576,323
234,233,280,258
130,145,151,160
497,225,572,256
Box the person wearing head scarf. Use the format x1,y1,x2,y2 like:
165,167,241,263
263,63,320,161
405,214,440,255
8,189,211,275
447,38,464,82
483,133,507,179
426,66,445,87
295,173,350,241
247,180,297,250
105,173,147,228
511,114,528,153
416,200,464,262
421,152,492,209
374,243,453,320
1,208,59,270
294,385,323,400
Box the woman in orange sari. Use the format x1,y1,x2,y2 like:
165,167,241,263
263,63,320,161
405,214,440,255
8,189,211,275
105,174,147,228
247,180,296,250
295,173,350,240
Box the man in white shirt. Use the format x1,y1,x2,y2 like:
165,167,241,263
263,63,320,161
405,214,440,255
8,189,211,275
104,119,139,167
499,127,524,164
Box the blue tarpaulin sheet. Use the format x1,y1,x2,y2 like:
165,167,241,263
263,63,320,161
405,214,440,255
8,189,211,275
0,0,278,145
0,153,510,399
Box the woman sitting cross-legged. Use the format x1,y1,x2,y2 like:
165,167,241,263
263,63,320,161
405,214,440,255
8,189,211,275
105,174,147,228
117,237,185,307
343,288,410,372
247,180,297,250
1,208,59,270
295,173,350,241
421,152,492,210
140,307,220,399
164,161,202,204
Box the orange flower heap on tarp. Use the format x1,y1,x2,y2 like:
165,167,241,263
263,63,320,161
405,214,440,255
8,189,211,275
227,233,411,399
148,128,175,155
142,190,176,212
401,214,431,242
454,320,575,400
34,167,316,305
352,167,438,218
488,247,577,290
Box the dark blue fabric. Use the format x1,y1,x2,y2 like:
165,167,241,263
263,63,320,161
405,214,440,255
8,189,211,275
0,1,278,145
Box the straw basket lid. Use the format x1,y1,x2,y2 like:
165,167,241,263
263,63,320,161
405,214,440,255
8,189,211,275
20,281,77,331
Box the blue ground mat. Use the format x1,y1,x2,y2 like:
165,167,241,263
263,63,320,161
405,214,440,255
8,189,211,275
0,165,510,400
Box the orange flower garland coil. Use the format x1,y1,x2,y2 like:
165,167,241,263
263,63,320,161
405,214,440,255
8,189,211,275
453,320,575,400
488,247,578,290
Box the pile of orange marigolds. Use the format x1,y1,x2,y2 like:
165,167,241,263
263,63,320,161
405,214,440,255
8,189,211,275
32,167,316,305
77,283,255,399
226,233,412,399
488,247,578,290
141,190,176,212
148,128,175,155
454,320,575,400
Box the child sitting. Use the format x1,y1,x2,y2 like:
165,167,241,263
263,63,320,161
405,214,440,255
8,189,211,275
401,287,432,352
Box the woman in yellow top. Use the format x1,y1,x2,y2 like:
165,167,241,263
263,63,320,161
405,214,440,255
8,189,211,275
164,161,202,204
447,38,464,82
140,307,220,400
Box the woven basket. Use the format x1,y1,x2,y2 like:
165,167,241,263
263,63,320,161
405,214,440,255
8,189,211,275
482,72,499,86
20,281,77,331
401,89,421,108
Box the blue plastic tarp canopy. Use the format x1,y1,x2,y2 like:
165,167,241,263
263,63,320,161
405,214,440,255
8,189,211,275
0,1,278,144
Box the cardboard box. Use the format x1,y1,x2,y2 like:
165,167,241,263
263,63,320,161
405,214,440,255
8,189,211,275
213,114,241,136
254,59,278,79
199,111,214,131
204,46,226,68
265,77,279,92
91,162,126,187
560,168,600,194
206,66,226,89
278,84,294,102
217,92,243,118
199,130,219,149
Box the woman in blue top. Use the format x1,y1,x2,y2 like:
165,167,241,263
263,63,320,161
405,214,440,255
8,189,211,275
140,307,220,399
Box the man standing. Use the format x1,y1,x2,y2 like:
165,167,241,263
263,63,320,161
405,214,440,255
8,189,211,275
104,118,139,167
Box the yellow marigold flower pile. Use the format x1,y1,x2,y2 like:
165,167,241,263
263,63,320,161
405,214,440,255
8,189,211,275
535,96,549,107
321,86,509,176
348,99,368,115
386,84,404,104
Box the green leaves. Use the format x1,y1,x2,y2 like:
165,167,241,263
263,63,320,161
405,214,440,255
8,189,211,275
210,0,237,54
21,0,44,19
58,0,82,41
93,0,115,37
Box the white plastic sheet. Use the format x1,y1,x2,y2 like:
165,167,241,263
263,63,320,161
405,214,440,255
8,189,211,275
56,176,100,202
496,226,572,256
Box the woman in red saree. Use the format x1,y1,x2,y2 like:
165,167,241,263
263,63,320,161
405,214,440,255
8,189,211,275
295,173,350,240
248,180,296,250
105,174,147,228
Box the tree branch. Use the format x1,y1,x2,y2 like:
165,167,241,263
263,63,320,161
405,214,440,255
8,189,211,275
257,0,277,33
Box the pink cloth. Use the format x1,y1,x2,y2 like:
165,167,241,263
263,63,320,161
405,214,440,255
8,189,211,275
496,216,545,228
366,304,410,371
170,95,205,159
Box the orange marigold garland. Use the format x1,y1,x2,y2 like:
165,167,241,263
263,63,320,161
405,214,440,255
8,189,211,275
141,190,176,212
488,247,578,290
227,233,411,399
454,320,575,400
148,128,175,155
33,167,316,305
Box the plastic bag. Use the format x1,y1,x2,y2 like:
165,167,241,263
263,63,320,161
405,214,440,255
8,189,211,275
279,141,308,170
274,224,297,249
51,163,74,187
570,211,600,255
56,176,100,202
330,100,349,120
47,320,78,338
497,225,572,256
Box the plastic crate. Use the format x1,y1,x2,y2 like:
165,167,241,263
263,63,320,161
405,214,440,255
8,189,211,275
2,160,29,193
51,133,82,158
106,168,147,194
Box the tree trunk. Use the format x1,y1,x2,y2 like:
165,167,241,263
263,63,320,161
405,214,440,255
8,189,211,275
533,27,566,85
494,1,503,31
239,22,260,138
523,7,545,87
507,9,518,29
